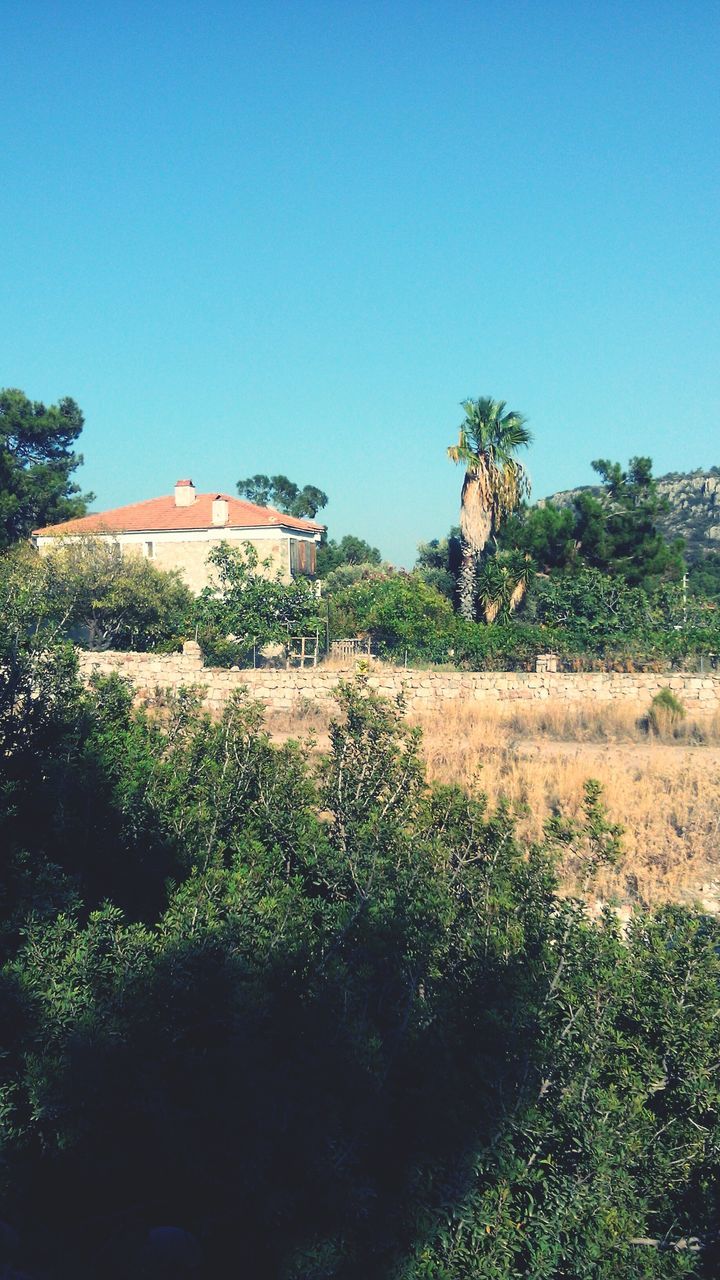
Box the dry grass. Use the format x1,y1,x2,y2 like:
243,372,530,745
414,702,720,912
265,698,720,913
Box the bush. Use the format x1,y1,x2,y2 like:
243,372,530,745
319,561,395,597
194,541,322,665
41,536,193,650
648,687,687,736
448,619,567,670
328,572,454,658
2,648,720,1276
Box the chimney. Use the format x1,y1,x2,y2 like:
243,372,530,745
174,479,196,508
211,495,229,526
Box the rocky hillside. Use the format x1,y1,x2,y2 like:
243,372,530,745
547,468,720,560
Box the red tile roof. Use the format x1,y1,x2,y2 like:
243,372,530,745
33,492,325,537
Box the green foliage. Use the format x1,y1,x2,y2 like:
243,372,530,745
0,387,93,548
648,688,687,737
445,618,563,670
194,540,322,664
320,561,394,598
237,472,328,518
529,566,647,636
688,552,720,603
415,527,461,601
475,549,533,623
328,572,454,657
40,537,193,650
0,613,719,1275
518,457,683,591
494,459,684,648
497,501,578,571
317,533,383,576
519,569,720,667
325,564,720,671
569,456,683,588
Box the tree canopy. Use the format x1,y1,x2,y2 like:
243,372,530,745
578,456,684,587
236,472,328,518
0,388,93,548
194,540,322,664
1,599,719,1275
498,457,684,591
317,533,382,576
40,537,193,650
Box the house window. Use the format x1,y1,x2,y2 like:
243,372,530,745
144,541,154,559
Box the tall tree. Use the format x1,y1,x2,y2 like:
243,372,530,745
317,533,382,576
0,388,93,548
576,456,683,588
447,397,532,620
236,473,328,519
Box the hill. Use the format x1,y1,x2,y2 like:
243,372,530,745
546,466,720,560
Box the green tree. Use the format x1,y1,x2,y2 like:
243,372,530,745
194,540,322,663
447,397,532,620
0,388,93,547
415,526,462,601
688,551,720,603
1,627,719,1275
317,532,382,575
41,537,193,650
497,501,578,572
328,572,453,657
475,549,533,623
575,457,684,589
528,565,647,640
236,472,328,519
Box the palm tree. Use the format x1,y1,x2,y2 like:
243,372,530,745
476,551,533,624
447,397,532,620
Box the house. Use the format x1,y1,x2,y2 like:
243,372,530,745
32,479,324,593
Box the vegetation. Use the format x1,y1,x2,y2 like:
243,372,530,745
0,387,93,548
194,540,322,664
549,467,720,563
500,457,684,589
325,563,719,671
353,450,719,673
317,533,382,576
688,552,720,603
1,592,719,1277
328,571,454,657
236,472,328,518
648,687,687,736
415,527,461,602
0,541,193,653
447,397,532,620
42,537,193,650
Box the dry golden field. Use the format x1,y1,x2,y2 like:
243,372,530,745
266,699,720,915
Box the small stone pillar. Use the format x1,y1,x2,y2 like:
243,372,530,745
181,640,204,667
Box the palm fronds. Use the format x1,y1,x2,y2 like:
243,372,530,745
448,395,532,620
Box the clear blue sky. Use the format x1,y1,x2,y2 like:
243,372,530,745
3,1,718,565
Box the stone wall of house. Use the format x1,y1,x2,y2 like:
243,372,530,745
37,532,292,594
146,535,290,593
77,648,720,717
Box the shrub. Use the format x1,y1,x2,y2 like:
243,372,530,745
194,541,322,665
41,536,193,650
648,686,687,736
449,619,568,670
328,572,454,657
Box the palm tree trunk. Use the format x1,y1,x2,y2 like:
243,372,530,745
458,541,477,621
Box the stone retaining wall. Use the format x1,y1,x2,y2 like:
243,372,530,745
77,650,720,717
